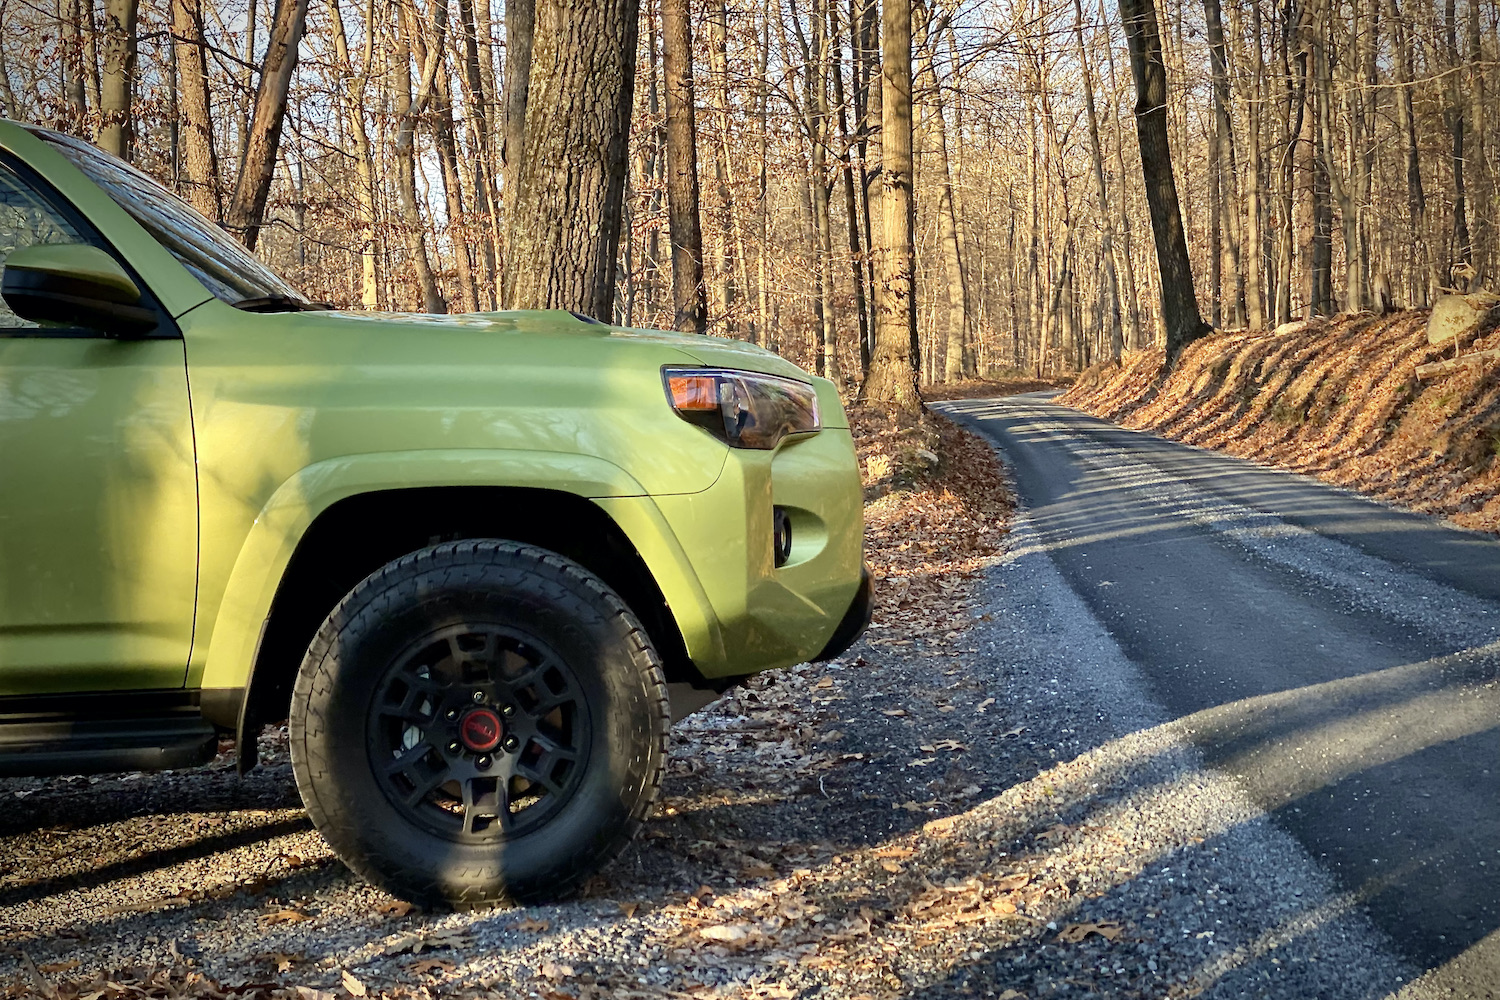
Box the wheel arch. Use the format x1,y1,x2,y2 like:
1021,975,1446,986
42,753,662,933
212,484,710,769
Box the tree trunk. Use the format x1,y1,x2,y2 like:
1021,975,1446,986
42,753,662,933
1309,43,1333,317
434,68,480,313
502,0,640,319
393,0,447,312
171,0,220,220
861,0,919,409
1242,0,1267,328
638,4,664,321
1467,0,1488,278
756,9,772,349
1203,0,1244,325
500,0,535,224
830,2,871,373
809,0,840,382
1389,0,1427,305
97,0,137,158
920,18,968,382
1119,0,1206,365
328,0,381,308
224,0,310,250
1446,0,1473,273
858,0,880,363
708,0,736,335
1073,0,1122,360
80,0,101,112
660,0,707,334
1274,0,1311,326
457,0,498,307
1099,0,1143,349
62,0,88,125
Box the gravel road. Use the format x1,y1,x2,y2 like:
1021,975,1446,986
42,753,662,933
4,395,1493,998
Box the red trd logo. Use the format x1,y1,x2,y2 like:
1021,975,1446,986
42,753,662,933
459,708,503,753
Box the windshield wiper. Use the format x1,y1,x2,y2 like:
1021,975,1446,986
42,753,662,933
231,295,333,313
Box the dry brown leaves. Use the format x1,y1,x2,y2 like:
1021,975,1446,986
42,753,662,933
851,403,1013,641
920,374,1071,402
1061,307,1500,534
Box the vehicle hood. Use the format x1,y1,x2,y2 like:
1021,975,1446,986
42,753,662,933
314,309,813,381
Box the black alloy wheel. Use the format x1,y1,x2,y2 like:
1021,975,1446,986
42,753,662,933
369,623,591,841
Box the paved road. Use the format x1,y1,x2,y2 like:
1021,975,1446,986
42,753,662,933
938,392,1500,998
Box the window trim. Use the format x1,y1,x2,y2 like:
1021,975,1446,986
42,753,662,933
0,152,180,341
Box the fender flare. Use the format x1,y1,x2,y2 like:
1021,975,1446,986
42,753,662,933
193,449,725,700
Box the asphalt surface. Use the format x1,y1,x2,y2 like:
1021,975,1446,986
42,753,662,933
936,392,1500,998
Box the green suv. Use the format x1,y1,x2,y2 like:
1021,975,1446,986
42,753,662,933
0,121,869,906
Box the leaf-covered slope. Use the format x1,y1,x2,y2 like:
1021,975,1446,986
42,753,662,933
1060,309,1500,533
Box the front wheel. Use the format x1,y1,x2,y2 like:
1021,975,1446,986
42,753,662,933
288,539,669,907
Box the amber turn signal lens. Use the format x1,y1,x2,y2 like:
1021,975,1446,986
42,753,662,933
667,374,720,411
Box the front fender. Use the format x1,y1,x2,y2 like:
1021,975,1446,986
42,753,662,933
191,449,723,692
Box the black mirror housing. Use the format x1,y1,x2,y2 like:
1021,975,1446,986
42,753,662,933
2,243,158,337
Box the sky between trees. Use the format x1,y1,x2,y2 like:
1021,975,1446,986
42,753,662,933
0,0,1492,394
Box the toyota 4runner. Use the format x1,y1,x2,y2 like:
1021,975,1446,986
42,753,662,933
0,121,870,907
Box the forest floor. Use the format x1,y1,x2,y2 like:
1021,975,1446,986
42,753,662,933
1060,306,1500,534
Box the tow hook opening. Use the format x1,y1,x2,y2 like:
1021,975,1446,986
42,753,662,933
773,506,793,568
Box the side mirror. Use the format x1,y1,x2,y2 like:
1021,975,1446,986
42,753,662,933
1,243,158,337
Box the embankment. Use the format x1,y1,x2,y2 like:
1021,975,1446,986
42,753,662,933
1059,308,1500,533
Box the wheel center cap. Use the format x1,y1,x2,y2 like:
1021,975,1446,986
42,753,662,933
458,707,503,753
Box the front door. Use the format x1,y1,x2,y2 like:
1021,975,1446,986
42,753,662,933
0,157,197,695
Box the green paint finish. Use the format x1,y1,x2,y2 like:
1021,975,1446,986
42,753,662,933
0,119,864,700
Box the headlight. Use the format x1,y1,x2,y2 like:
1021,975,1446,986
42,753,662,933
663,367,821,449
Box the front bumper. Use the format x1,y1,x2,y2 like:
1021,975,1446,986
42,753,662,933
597,423,865,678
813,566,873,662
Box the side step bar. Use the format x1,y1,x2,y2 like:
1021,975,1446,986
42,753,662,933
0,690,218,778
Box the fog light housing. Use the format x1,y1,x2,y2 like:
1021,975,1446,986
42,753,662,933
773,506,793,567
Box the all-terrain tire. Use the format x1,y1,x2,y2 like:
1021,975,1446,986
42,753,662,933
287,539,669,908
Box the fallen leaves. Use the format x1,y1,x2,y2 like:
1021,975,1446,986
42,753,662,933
261,908,313,925
697,924,753,945
32,964,76,977
1056,920,1126,944
404,958,455,976
854,405,1012,639
510,917,551,934
1061,312,1500,536
382,927,472,956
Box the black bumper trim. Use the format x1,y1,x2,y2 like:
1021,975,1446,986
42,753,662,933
812,566,873,662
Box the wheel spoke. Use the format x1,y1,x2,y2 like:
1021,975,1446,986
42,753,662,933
528,688,576,718
515,762,563,798
400,761,450,809
460,775,507,836
378,673,445,723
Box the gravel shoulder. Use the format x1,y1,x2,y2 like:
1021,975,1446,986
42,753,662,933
0,402,1430,1000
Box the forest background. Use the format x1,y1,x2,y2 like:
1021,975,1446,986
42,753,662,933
0,0,1491,394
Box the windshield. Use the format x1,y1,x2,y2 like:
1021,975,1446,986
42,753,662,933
34,128,309,309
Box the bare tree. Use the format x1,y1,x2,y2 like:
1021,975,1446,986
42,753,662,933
502,0,640,318
97,0,137,158
1119,0,1206,364
660,0,707,334
171,0,220,219
500,0,533,224
224,0,309,249
862,0,919,408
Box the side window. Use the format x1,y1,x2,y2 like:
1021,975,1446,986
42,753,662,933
0,161,88,330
